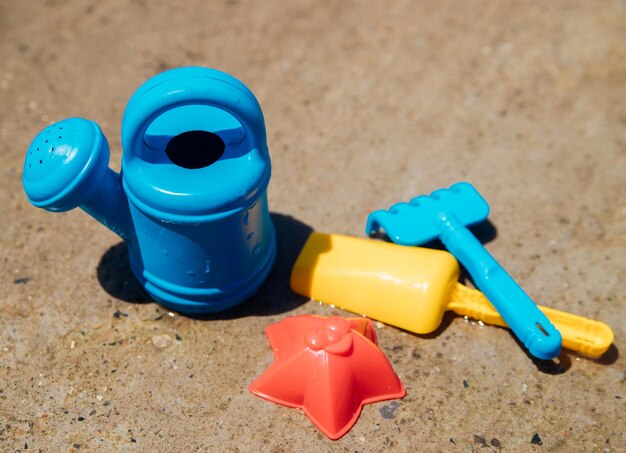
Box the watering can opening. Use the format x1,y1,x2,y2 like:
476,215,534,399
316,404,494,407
164,130,225,169
143,105,245,162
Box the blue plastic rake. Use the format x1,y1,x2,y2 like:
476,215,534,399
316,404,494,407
366,182,562,360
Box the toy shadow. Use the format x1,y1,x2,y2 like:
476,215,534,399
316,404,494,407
96,212,313,318
507,331,619,374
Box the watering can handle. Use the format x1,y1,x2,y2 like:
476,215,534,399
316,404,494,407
121,67,267,159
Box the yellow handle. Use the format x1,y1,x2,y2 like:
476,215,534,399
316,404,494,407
448,283,614,358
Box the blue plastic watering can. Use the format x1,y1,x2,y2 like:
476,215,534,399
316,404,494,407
22,67,276,314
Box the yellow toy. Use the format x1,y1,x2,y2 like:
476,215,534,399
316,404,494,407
290,233,613,358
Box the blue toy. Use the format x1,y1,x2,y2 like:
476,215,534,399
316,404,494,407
22,67,276,314
366,182,562,360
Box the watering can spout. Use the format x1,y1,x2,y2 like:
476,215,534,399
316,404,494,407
80,166,135,243
22,117,135,243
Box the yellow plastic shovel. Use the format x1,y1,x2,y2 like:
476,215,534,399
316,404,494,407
290,233,613,358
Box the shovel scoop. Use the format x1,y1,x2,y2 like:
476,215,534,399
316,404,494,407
290,233,613,358
366,182,562,359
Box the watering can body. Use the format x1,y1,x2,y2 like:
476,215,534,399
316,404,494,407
22,67,276,314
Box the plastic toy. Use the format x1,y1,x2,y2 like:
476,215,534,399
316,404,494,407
291,233,614,358
22,67,276,313
365,182,562,359
249,315,406,440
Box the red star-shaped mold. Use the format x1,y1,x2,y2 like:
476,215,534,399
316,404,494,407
249,315,406,440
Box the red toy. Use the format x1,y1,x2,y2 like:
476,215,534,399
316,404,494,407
249,315,405,440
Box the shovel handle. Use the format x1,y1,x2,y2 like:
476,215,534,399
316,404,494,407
448,283,614,358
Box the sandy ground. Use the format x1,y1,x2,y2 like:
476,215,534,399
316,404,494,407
1,0,625,451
